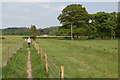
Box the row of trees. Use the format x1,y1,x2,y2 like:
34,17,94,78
2,4,119,39
2,27,30,35
56,4,118,39
1,26,58,36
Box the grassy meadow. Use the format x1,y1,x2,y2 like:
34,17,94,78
36,39,118,78
2,36,23,65
1,36,118,78
2,43,28,78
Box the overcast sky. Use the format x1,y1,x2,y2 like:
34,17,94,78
1,2,118,29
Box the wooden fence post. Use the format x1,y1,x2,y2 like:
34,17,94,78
45,53,48,73
7,46,10,62
38,47,40,55
60,66,64,80
41,48,42,60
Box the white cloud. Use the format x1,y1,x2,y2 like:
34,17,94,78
42,4,65,11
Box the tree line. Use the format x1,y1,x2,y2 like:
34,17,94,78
1,26,58,36
55,4,119,39
1,4,119,39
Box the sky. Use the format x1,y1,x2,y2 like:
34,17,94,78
1,2,119,29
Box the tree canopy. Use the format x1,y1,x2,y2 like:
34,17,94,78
56,4,118,39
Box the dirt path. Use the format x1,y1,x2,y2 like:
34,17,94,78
27,48,33,80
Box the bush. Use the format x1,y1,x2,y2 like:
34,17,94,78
30,35,36,40
0,37,5,39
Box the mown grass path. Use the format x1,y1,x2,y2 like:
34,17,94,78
26,48,33,79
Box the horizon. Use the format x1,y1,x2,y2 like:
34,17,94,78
1,2,118,29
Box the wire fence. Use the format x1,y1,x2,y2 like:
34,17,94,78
3,39,25,66
47,58,60,78
33,40,70,80
47,58,70,80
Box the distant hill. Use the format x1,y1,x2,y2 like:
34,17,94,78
1,26,60,36
2,27,30,35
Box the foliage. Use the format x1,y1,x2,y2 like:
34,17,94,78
2,27,30,35
57,4,91,38
56,4,118,39
1,26,59,36
30,25,37,40
38,26,59,35
1,4,119,39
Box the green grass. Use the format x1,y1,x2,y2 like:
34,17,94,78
30,45,48,78
2,38,48,78
2,42,48,78
2,43,28,78
36,39,118,78
2,36,23,65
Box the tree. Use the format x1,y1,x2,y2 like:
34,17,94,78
117,12,120,38
93,12,110,23
57,4,90,38
110,12,118,38
30,25,37,40
92,12,117,39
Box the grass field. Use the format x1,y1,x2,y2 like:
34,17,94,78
2,39,48,78
30,45,48,78
2,37,23,65
1,36,118,78
2,43,28,78
36,39,118,78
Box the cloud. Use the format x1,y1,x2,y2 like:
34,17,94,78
42,4,65,11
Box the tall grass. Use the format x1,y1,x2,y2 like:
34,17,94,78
2,44,28,78
2,37,23,65
30,45,48,78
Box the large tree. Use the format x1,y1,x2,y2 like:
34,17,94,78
57,4,91,38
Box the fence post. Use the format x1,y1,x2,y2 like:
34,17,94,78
60,66,64,80
41,48,42,60
45,53,48,73
7,46,10,62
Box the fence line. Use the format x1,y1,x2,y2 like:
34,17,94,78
3,39,25,66
48,65,58,78
48,58,60,70
33,40,70,79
